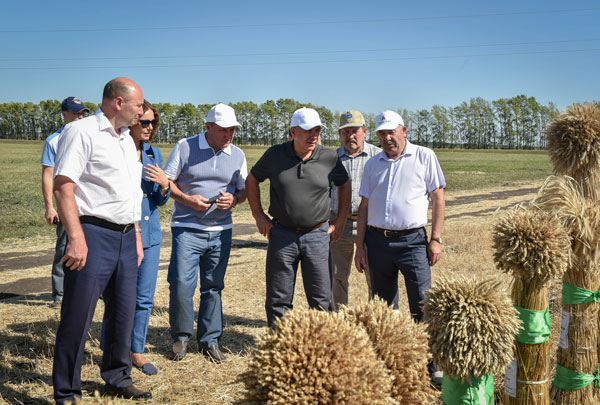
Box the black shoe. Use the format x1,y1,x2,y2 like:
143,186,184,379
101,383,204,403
201,343,227,363
103,384,152,400
172,340,187,361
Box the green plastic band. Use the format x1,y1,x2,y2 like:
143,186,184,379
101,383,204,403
562,282,600,304
514,305,551,344
552,364,600,390
441,373,494,404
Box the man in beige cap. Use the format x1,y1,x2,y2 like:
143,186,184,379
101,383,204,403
330,110,381,311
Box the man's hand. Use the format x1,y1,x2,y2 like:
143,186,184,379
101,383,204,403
136,230,144,267
427,240,442,266
61,235,88,271
354,245,367,273
255,213,273,240
214,191,237,210
186,195,212,212
328,219,344,243
45,207,59,225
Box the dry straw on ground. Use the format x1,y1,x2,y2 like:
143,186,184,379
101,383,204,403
534,176,600,404
342,298,438,404
423,275,521,384
493,204,570,404
240,308,394,404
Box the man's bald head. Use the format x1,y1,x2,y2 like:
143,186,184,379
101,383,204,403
101,77,144,129
102,77,140,102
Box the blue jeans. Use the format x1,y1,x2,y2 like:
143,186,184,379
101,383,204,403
131,243,161,353
167,227,232,349
265,222,331,327
51,221,67,300
366,226,430,321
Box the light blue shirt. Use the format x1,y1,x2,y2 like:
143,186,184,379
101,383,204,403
359,141,445,230
41,126,64,167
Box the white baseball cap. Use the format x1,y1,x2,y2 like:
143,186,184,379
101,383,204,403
290,107,326,130
375,110,404,132
206,103,241,127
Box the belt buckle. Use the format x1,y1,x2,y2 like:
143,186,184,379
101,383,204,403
383,229,392,238
122,224,133,233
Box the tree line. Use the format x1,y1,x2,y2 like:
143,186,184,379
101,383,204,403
0,95,566,149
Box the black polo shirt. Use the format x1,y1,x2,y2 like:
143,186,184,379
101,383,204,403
251,141,349,229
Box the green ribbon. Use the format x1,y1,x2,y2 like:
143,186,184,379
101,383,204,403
552,364,600,390
562,282,600,304
441,373,494,405
514,305,551,344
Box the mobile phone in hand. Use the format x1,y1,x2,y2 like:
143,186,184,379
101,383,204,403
207,194,220,204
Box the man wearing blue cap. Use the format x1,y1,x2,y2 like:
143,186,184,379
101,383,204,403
41,97,89,307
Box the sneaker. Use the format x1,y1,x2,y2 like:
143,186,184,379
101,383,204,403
172,341,187,361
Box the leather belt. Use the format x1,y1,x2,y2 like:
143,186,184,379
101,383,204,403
348,214,358,221
369,226,421,238
279,220,327,233
80,215,134,233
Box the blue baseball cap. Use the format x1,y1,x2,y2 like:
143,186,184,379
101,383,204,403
61,97,90,113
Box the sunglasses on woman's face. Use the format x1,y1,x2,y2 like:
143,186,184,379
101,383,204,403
139,119,157,128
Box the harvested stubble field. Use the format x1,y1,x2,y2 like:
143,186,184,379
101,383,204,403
0,141,560,404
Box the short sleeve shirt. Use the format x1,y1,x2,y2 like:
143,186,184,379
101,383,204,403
359,141,445,230
251,141,349,229
41,126,64,167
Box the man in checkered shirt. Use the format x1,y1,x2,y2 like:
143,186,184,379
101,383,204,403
329,110,381,311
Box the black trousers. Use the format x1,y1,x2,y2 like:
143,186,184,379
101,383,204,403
53,223,138,404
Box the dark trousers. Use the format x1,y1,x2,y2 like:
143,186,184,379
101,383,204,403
52,223,138,404
366,226,431,322
51,221,67,300
265,222,331,327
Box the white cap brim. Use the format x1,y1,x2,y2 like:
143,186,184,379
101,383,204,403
298,123,326,130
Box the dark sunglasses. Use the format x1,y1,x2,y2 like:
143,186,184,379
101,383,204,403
139,119,157,128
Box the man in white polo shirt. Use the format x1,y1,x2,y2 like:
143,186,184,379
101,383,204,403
354,110,445,321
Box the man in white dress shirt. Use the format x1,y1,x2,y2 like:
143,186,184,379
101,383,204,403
52,77,151,403
354,110,445,321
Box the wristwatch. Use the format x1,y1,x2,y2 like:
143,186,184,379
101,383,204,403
431,236,443,244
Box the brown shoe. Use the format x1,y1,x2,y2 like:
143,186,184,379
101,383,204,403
103,384,152,400
201,343,227,363
172,341,188,361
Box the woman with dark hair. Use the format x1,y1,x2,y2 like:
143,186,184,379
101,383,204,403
129,100,170,374
102,100,170,375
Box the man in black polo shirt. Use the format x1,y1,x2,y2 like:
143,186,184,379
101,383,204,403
246,107,351,327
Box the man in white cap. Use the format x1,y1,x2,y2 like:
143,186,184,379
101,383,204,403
41,96,90,308
164,103,247,362
354,110,445,321
329,110,381,311
246,107,351,327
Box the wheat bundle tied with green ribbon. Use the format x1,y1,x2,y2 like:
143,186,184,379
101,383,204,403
240,308,394,404
493,204,570,404
342,298,438,404
423,275,521,404
534,175,600,404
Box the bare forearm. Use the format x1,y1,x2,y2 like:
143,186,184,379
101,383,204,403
53,178,84,240
235,188,247,205
334,180,351,226
245,174,265,218
42,166,55,210
355,198,368,248
430,187,445,239
168,180,193,207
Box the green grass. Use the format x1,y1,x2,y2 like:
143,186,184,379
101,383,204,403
0,140,552,240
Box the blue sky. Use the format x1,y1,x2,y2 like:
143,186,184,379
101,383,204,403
1,1,599,115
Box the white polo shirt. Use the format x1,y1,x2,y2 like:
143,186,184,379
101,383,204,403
359,141,445,230
54,109,143,225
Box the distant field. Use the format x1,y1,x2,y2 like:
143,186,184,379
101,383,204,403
0,140,552,240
